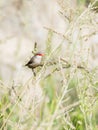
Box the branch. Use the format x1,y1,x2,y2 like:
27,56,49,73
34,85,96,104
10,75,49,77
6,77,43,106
32,42,38,54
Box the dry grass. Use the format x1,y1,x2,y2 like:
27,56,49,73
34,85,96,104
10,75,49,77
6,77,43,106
0,0,98,130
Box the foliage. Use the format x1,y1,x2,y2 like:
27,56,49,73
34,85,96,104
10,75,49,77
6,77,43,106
0,0,98,130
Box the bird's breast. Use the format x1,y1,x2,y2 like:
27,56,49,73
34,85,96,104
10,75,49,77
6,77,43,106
33,56,42,64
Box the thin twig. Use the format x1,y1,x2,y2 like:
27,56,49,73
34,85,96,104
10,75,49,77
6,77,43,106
32,42,38,54
10,82,22,101
44,26,70,42
59,11,71,22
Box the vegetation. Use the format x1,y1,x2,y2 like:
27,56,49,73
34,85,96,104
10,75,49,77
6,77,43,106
0,0,98,130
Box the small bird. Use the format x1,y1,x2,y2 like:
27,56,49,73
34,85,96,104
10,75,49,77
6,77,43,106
25,52,44,76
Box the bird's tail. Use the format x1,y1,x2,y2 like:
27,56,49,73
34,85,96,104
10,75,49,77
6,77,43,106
23,63,28,67
25,63,28,66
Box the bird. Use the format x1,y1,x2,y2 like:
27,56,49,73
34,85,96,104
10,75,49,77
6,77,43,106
25,52,44,76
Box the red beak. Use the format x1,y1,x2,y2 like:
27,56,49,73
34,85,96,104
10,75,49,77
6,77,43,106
36,53,44,56
40,53,44,56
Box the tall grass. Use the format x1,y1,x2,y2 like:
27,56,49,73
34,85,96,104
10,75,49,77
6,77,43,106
0,0,98,130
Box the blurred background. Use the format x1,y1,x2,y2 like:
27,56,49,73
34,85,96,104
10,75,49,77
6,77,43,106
0,0,67,85
0,1,98,130
0,0,98,85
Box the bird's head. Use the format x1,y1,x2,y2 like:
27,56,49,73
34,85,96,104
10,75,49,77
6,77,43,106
33,52,44,64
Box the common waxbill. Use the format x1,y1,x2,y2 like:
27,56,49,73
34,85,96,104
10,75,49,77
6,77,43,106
25,52,44,71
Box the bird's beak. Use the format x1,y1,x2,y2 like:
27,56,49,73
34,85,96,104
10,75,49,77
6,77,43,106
41,53,44,56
